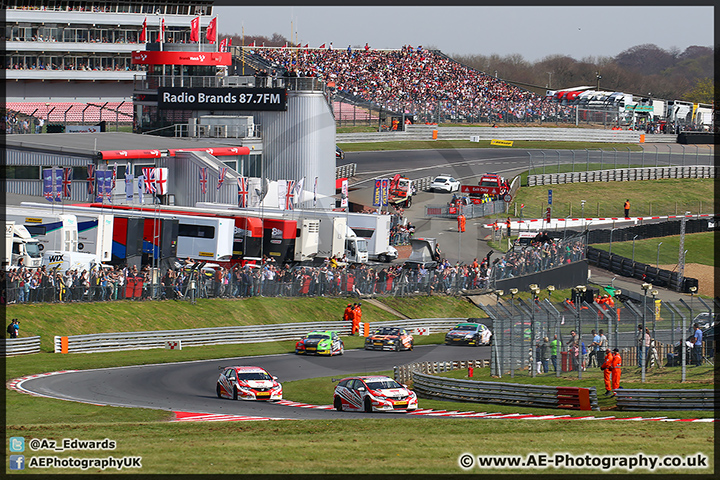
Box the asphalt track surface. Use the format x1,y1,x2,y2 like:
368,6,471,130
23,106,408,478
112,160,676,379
20,344,491,420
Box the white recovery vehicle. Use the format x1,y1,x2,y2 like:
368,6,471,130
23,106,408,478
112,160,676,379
4,221,43,269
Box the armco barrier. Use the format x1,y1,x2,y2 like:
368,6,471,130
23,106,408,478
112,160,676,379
615,389,714,411
527,165,717,186
337,126,641,144
54,318,465,354
2,336,41,356
409,370,599,411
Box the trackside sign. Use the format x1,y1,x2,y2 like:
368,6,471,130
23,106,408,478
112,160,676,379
158,87,287,111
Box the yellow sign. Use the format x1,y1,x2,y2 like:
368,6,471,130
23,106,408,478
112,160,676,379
198,252,214,257
654,299,662,321
490,139,513,147
25,217,43,223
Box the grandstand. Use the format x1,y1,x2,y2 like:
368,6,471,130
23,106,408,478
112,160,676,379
247,45,574,125
5,102,133,125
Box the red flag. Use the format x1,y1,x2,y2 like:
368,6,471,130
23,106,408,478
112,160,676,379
158,18,165,42
249,40,255,47
304,43,309,48
190,16,200,42
219,38,227,52
206,17,217,44
139,17,147,43
319,43,325,49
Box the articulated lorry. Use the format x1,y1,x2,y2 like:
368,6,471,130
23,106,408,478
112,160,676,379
4,221,43,269
6,207,102,272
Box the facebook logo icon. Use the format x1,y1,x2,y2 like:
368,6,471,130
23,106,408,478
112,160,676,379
10,455,25,470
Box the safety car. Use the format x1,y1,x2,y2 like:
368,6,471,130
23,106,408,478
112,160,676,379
295,330,344,356
364,326,414,351
430,175,461,193
333,375,418,413
216,366,282,401
445,322,492,346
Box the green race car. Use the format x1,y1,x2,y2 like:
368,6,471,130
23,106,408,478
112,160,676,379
295,330,344,356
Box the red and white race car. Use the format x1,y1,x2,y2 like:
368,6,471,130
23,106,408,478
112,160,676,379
216,366,283,401
333,375,418,413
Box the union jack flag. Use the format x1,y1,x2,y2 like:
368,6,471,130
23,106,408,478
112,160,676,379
111,162,118,189
285,179,295,210
217,167,227,190
62,167,73,198
199,167,208,195
237,176,248,207
87,164,95,195
142,167,156,194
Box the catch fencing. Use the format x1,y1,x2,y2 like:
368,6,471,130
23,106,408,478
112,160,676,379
53,318,465,354
478,295,715,382
394,359,489,385
2,336,41,356
526,145,714,183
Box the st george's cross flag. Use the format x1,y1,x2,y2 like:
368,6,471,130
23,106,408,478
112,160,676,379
154,167,168,195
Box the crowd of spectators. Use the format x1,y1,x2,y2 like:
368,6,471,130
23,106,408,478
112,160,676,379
491,234,586,281
2,234,586,305
251,45,575,123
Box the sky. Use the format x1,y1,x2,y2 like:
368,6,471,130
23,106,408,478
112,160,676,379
213,5,715,61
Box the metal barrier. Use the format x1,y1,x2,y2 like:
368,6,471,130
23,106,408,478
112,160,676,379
614,389,714,411
409,370,599,411
394,359,489,384
337,127,641,144
336,163,357,179
528,165,717,186
3,336,41,356
53,318,465,354
425,200,507,219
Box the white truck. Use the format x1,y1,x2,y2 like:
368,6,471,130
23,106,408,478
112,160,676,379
196,203,371,264
4,221,43,269
5,208,103,273
19,203,114,264
342,213,397,263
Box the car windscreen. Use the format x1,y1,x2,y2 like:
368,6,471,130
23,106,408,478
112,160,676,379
307,334,328,340
365,379,403,390
433,177,448,183
374,328,399,335
237,372,273,381
453,325,477,331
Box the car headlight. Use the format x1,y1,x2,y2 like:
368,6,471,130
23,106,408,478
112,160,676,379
465,334,474,339
387,339,395,344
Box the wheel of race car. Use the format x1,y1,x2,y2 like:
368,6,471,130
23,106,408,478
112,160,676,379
216,384,222,398
395,342,400,352
339,345,344,355
409,342,414,351
334,396,343,411
232,386,238,400
364,397,373,413
474,335,481,346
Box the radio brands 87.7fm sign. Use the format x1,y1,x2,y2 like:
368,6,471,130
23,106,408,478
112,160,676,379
158,87,287,111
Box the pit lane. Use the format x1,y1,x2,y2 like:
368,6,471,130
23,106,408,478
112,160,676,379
17,344,491,420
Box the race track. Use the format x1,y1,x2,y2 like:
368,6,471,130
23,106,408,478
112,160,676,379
17,344,491,420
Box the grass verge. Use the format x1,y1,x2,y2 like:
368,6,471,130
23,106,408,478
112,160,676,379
590,231,715,267
5,296,483,352
5,419,713,474
509,178,715,219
